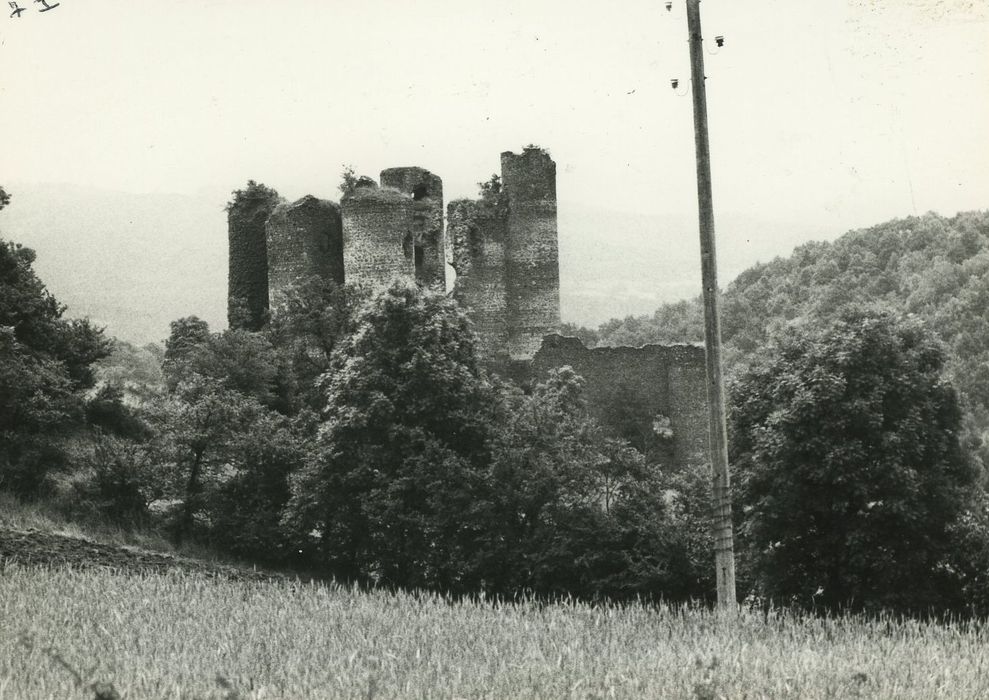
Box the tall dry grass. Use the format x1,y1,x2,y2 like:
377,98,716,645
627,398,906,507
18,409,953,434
2,564,987,699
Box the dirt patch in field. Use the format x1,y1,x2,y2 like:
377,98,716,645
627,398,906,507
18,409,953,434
0,528,285,582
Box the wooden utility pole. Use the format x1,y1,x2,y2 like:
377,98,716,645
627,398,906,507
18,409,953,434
685,0,737,609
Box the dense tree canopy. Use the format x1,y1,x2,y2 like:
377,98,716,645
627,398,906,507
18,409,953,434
283,283,495,588
730,309,978,613
279,282,701,600
0,199,110,493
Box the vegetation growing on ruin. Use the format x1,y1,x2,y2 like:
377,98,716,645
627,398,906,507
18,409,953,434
338,165,380,200
477,173,508,215
225,180,280,213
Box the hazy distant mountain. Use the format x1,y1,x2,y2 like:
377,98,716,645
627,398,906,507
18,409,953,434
558,204,832,326
0,183,228,343
0,183,832,343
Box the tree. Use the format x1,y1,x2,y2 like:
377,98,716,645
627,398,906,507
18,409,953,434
283,282,496,588
150,316,308,549
202,403,309,563
265,276,367,412
280,282,692,599
0,227,110,494
731,308,979,613
93,340,165,405
559,322,599,348
162,316,211,390
145,376,262,545
483,368,677,600
163,317,293,413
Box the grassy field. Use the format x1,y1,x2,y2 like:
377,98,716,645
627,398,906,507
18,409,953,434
2,565,988,699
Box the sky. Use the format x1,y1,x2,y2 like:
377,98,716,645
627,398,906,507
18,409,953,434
1,0,987,258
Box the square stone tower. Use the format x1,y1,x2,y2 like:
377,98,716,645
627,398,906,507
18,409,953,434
502,147,561,360
265,195,344,304
340,181,416,287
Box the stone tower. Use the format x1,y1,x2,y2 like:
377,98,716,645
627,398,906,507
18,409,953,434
502,147,561,359
448,198,510,362
380,167,445,291
340,181,416,287
265,195,344,303
448,146,561,362
227,185,281,330
230,148,559,360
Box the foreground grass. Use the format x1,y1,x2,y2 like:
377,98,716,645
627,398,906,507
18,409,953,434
2,566,987,699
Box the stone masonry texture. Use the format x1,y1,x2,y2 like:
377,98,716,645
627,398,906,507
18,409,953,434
266,196,344,304
380,167,446,291
228,194,280,330
501,147,561,360
448,198,510,363
341,185,416,287
532,335,711,468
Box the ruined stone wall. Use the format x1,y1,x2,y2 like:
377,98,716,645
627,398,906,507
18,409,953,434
448,198,510,363
341,185,415,288
228,196,280,330
265,195,343,303
532,335,710,468
380,167,445,292
501,148,561,360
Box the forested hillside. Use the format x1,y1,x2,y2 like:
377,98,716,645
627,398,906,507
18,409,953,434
573,210,989,429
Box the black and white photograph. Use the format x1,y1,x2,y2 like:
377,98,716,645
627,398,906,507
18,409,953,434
1,1,988,697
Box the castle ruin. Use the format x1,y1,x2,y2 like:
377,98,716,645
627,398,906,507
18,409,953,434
228,146,710,468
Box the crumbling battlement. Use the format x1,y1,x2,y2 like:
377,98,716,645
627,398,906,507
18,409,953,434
532,335,710,467
228,148,560,361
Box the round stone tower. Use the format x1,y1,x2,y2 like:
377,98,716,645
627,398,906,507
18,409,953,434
227,183,281,330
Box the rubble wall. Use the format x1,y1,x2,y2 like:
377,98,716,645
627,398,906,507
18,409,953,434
532,335,711,468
